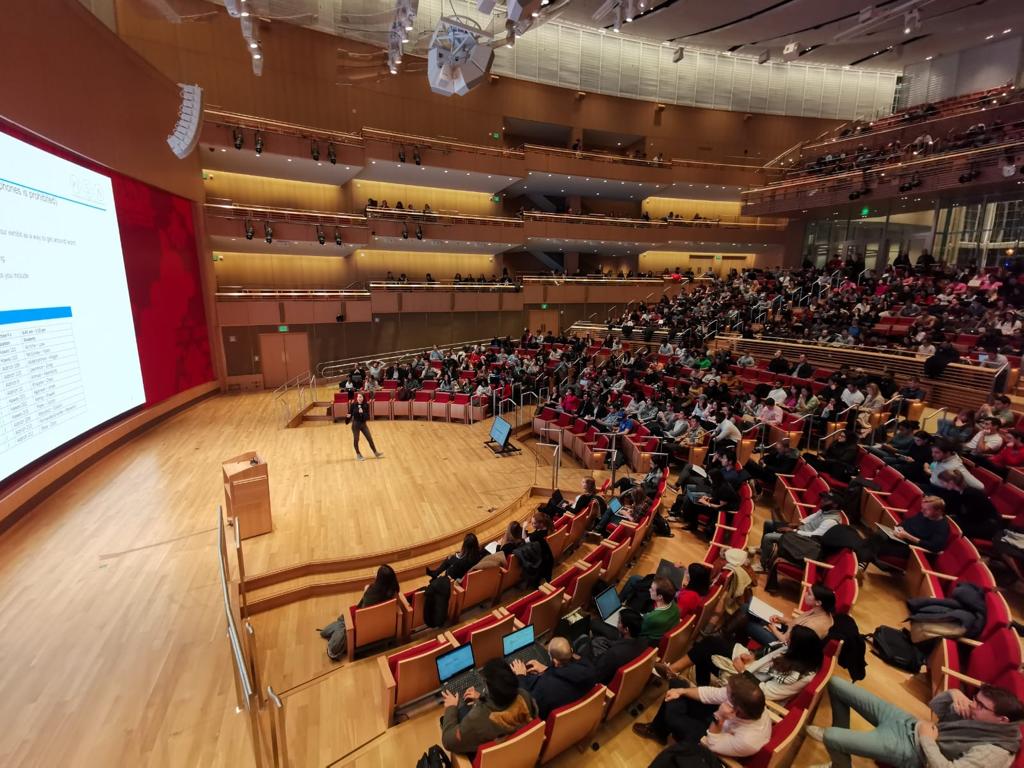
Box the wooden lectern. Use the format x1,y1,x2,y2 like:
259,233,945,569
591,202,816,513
222,452,272,539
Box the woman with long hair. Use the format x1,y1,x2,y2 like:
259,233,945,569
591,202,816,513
347,391,383,461
358,564,400,608
427,533,482,581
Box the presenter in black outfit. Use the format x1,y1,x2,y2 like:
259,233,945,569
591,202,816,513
348,392,383,461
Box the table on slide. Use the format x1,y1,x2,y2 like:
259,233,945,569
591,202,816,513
0,306,87,453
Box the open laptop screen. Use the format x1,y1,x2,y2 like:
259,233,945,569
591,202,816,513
502,625,536,656
436,644,475,683
594,586,621,620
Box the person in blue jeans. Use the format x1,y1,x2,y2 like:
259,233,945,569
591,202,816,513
804,678,1024,768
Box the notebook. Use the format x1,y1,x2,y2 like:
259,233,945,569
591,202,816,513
876,523,902,541
748,596,783,624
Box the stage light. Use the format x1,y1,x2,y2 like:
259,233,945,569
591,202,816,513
334,229,342,246
311,141,320,161
402,224,409,239
624,0,634,23
327,143,336,164
232,128,244,149
316,226,326,245
413,147,421,165
264,221,273,243
244,220,254,240
254,132,264,155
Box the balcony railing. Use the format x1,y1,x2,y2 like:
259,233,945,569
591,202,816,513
368,280,520,291
216,287,371,299
520,275,667,284
204,108,363,147
362,128,525,159
364,206,522,228
522,143,671,168
523,211,668,228
205,203,368,227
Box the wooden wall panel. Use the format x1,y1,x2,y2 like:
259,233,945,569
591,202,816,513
2,0,202,201
370,292,400,313
113,2,839,166
349,180,501,216
545,285,586,303
502,292,525,311
453,293,480,312
205,171,347,210
282,301,317,324
344,300,373,322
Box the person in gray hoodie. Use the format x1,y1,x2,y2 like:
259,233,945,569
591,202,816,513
441,659,539,755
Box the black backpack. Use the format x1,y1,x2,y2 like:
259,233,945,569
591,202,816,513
423,576,452,628
869,625,924,672
416,745,452,768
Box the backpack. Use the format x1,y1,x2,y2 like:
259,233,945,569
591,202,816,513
423,576,452,628
869,625,924,672
416,745,452,768
651,512,672,538
320,615,347,661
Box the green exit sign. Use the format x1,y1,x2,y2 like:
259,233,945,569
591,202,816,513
489,131,501,140
278,325,289,332
541,303,549,310
860,206,870,217
491,194,502,203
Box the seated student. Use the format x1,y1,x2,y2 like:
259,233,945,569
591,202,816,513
548,477,605,521
427,533,483,580
745,583,836,648
511,636,597,719
677,469,740,534
592,576,681,647
755,495,843,574
647,627,823,741
925,438,984,491
634,672,772,757
496,521,525,555
441,659,539,756
357,564,400,608
980,430,1024,478
587,608,648,685
805,680,1024,768
858,496,949,572
965,416,1006,458
619,562,712,618
743,437,799,493
803,430,859,482
591,486,644,534
932,469,1004,541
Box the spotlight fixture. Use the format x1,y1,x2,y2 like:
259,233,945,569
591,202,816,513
334,228,342,246
327,143,336,164
413,147,421,165
672,46,685,63
415,224,423,240
402,223,409,239
398,147,406,162
316,226,326,245
244,219,255,240
263,221,273,244
232,127,244,149
311,141,320,161
254,132,264,155
624,0,635,23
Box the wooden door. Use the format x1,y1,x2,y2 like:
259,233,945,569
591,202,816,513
258,334,287,388
528,309,560,335
283,332,311,380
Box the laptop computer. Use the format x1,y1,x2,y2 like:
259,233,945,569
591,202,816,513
436,644,484,699
656,558,685,591
607,497,623,516
594,586,624,627
542,489,566,516
501,624,551,668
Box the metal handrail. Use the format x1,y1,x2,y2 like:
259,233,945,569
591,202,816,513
316,337,494,378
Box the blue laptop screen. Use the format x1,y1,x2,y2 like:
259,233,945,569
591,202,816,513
608,497,622,514
436,645,475,682
595,587,621,619
502,625,535,656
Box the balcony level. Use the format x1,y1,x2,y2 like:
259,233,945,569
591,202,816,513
742,134,1024,217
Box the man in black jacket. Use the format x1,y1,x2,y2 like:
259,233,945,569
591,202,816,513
511,637,597,718
591,608,648,685
791,353,814,379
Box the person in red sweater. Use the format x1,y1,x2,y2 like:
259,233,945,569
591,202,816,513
676,562,713,618
976,431,1024,478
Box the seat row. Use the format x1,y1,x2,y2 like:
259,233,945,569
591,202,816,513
332,389,490,423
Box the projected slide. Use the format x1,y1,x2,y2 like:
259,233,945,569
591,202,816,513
0,130,144,483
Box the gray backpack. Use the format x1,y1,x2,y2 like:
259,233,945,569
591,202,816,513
319,615,347,661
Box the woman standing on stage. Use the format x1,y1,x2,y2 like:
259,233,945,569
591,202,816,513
348,392,383,461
